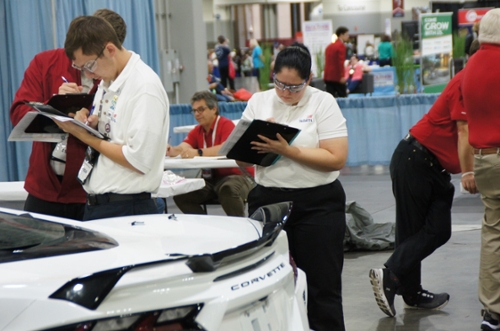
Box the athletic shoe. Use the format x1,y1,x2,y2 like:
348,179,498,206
482,310,500,330
369,268,400,317
403,289,449,310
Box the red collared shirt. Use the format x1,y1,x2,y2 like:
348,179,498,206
184,116,254,177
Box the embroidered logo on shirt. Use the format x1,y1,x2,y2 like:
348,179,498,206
299,114,313,123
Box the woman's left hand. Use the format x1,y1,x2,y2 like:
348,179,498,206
251,134,290,156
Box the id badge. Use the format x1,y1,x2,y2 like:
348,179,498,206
77,159,93,184
201,168,213,180
77,146,99,184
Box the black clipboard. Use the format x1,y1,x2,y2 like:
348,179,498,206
27,93,94,117
221,119,300,167
9,93,103,141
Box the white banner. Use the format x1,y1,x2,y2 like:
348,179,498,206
303,20,333,78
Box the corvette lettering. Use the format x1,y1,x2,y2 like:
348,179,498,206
231,263,286,291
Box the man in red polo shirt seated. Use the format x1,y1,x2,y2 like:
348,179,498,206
166,91,254,216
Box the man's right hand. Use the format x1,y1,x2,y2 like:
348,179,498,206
58,82,83,95
166,144,175,157
461,173,478,194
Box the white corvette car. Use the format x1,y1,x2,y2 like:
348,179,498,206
0,202,309,331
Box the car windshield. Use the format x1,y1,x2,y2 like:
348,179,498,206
0,212,118,263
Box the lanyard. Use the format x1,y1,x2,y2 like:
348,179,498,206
95,90,108,139
203,115,220,148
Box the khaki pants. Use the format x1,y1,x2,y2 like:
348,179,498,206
475,153,500,317
173,175,253,217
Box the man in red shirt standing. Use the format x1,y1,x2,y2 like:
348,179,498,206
10,9,126,220
166,91,254,216
462,9,500,330
369,42,479,318
324,26,349,98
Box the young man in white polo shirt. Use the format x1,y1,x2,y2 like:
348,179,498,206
56,15,169,220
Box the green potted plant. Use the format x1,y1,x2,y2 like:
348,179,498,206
392,36,415,94
259,43,273,91
315,49,325,78
452,32,466,74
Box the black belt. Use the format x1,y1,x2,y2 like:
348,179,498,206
404,133,428,153
87,192,151,206
404,134,445,171
267,186,301,192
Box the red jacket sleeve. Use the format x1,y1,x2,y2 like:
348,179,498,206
10,49,83,125
10,55,47,125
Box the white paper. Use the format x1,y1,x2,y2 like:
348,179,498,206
8,112,68,142
9,109,105,141
218,118,252,156
40,112,104,139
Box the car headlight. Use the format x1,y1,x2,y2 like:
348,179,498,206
42,304,204,331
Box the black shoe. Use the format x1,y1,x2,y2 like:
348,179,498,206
482,310,500,330
403,289,449,310
369,268,400,317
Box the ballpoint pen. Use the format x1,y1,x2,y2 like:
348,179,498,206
85,104,95,125
167,136,172,152
89,104,95,117
61,76,69,83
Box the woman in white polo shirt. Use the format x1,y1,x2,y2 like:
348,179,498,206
239,43,348,331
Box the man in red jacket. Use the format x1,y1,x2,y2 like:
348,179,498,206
10,9,126,220
324,26,349,98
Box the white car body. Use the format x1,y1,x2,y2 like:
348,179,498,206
0,202,309,331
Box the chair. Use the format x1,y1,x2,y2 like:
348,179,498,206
201,198,220,213
201,197,248,215
352,73,374,96
310,78,326,91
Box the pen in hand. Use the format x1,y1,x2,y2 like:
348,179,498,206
85,104,95,126
61,76,69,84
167,136,172,153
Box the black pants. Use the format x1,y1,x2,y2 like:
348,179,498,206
379,58,392,67
219,66,235,90
248,180,346,331
325,81,347,98
83,197,158,220
24,194,85,220
385,138,454,296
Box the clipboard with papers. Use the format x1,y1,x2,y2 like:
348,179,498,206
8,93,104,142
218,119,300,167
37,93,95,116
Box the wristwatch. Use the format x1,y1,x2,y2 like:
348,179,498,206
198,149,203,156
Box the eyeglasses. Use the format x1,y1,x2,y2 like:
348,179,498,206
191,106,209,114
274,78,307,93
72,46,106,73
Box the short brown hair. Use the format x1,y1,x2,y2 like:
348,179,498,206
191,91,219,115
336,26,349,37
64,16,122,60
93,8,127,44
382,34,391,42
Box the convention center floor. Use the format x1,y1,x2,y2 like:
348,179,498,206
193,165,485,331
0,165,484,331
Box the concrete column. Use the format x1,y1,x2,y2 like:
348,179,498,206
156,0,208,104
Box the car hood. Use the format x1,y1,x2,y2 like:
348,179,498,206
0,209,264,300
